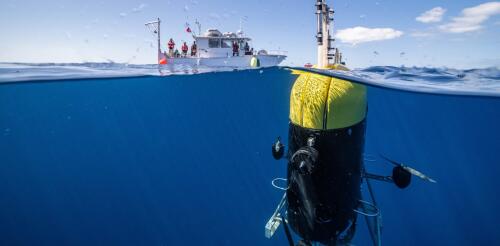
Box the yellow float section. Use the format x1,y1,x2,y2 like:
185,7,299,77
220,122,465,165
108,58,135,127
250,56,260,67
290,64,367,130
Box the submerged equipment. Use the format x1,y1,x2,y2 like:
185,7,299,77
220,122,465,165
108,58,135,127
264,1,435,245
250,55,261,68
287,65,367,244
265,67,437,246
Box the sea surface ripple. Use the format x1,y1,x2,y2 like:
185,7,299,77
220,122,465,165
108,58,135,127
0,62,498,97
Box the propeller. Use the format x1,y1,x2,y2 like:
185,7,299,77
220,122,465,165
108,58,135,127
381,155,436,184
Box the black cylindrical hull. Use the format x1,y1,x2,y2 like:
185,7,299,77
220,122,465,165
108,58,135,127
286,119,366,244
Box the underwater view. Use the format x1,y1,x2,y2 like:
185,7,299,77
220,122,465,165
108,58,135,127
1,0,500,246
1,64,499,245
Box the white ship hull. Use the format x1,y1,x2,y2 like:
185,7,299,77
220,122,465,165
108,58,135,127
164,54,286,67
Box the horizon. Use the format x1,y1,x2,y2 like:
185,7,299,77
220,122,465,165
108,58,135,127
1,0,499,69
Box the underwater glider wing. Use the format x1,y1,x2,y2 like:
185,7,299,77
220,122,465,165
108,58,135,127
381,155,437,183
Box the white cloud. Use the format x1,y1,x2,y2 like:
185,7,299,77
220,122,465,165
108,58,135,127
132,4,147,13
439,2,500,33
335,26,403,45
416,7,446,23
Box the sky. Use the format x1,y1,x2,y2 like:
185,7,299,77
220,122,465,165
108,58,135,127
0,0,499,68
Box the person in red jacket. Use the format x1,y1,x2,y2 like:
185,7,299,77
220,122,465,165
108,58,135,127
167,38,175,57
232,41,239,56
181,42,189,57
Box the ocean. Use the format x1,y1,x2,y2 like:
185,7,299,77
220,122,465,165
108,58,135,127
0,64,499,245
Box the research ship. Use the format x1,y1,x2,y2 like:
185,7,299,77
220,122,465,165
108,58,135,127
145,19,286,67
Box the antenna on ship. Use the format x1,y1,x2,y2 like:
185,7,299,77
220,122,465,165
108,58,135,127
239,17,243,34
238,16,248,37
315,0,340,68
145,18,162,62
195,19,201,36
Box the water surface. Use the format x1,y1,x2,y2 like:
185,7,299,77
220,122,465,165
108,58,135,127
0,66,499,245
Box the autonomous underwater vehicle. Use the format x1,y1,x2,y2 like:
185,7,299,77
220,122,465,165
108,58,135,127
264,1,436,245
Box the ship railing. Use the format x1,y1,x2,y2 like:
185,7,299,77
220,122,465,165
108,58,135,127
267,50,288,56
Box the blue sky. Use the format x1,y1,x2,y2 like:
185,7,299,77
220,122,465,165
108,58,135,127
0,0,499,68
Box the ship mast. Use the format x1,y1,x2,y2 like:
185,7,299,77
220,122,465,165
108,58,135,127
157,18,161,61
315,0,337,68
145,18,162,62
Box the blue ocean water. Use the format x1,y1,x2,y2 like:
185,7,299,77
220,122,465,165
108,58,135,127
0,65,499,245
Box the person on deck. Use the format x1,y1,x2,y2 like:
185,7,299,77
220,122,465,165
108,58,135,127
181,42,189,57
232,41,239,56
244,42,250,55
168,38,175,57
174,49,180,58
191,41,197,57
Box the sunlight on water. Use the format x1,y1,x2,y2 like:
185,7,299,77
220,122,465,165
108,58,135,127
1,63,499,97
